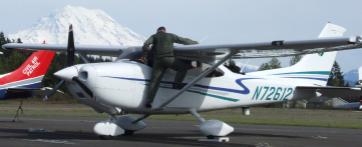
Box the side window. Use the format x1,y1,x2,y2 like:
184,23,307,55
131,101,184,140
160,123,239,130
191,62,224,78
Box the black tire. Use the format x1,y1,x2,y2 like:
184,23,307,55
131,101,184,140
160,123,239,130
123,130,135,136
99,135,112,140
206,135,215,139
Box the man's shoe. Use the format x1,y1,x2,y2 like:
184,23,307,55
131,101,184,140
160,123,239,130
145,103,152,108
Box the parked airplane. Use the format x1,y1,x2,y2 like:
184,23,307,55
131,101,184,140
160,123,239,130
0,50,55,121
3,23,362,140
0,50,55,99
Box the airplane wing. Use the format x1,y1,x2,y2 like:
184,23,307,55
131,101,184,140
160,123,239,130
2,36,362,60
295,86,362,99
2,43,131,57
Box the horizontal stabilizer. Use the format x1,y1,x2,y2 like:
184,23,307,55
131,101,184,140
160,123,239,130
295,86,362,99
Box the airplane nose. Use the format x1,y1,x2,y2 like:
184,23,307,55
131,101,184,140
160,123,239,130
54,66,78,81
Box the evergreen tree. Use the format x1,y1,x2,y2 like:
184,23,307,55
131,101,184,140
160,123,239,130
16,38,22,43
290,55,302,66
0,32,6,45
258,63,270,71
258,57,281,71
0,33,30,73
269,57,281,69
327,61,345,86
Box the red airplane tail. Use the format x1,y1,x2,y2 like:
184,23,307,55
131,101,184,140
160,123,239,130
0,50,55,85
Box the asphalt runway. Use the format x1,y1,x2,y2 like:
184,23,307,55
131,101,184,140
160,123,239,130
0,117,361,147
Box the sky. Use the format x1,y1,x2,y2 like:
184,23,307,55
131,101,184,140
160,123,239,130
0,0,361,72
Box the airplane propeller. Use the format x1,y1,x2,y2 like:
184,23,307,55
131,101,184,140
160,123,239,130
43,24,76,100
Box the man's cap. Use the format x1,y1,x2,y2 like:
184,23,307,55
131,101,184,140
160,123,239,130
157,26,166,32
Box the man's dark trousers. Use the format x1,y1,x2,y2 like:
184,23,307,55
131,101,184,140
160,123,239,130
145,57,191,106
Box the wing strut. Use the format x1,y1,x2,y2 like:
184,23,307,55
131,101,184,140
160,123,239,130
132,50,236,123
154,51,236,109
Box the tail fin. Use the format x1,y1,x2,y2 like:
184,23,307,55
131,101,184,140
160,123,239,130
249,23,346,86
0,50,55,88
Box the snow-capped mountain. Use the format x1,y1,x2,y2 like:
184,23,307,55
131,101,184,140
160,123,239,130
9,5,144,46
343,69,359,86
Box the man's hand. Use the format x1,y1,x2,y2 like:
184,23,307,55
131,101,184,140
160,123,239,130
138,56,146,63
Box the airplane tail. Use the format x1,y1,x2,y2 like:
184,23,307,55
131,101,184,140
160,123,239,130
0,50,55,88
248,23,346,86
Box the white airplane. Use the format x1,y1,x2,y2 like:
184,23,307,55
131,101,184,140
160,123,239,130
3,23,362,139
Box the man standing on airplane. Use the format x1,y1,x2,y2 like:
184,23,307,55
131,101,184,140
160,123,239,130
142,26,198,108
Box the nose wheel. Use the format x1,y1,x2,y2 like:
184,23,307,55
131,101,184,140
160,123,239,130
94,115,146,137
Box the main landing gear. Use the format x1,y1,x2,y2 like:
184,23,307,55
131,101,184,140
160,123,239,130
92,110,234,142
93,115,146,139
190,109,234,142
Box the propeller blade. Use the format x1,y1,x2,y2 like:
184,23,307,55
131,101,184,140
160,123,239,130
67,24,75,66
45,24,77,100
43,80,65,101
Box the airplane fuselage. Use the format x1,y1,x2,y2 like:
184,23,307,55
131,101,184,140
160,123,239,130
56,60,312,114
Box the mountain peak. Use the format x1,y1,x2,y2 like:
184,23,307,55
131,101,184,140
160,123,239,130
10,5,144,46
343,68,359,86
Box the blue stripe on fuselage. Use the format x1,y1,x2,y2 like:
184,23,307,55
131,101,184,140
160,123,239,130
102,76,253,95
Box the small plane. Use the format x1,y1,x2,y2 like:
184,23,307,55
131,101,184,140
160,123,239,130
3,23,362,140
0,50,55,121
0,50,55,99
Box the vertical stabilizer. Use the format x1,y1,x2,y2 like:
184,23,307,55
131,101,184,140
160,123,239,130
249,23,346,86
0,50,55,88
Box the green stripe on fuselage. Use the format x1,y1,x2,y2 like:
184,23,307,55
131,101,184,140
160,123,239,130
187,90,239,102
274,71,330,75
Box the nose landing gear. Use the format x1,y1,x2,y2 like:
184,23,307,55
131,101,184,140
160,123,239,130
94,115,146,138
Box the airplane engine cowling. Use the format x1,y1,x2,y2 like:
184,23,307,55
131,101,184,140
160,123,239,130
87,61,151,109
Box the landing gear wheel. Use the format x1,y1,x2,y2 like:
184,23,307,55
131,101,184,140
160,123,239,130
123,130,135,136
207,135,216,139
98,135,113,140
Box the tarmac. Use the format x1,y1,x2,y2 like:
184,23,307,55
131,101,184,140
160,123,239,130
0,116,361,147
